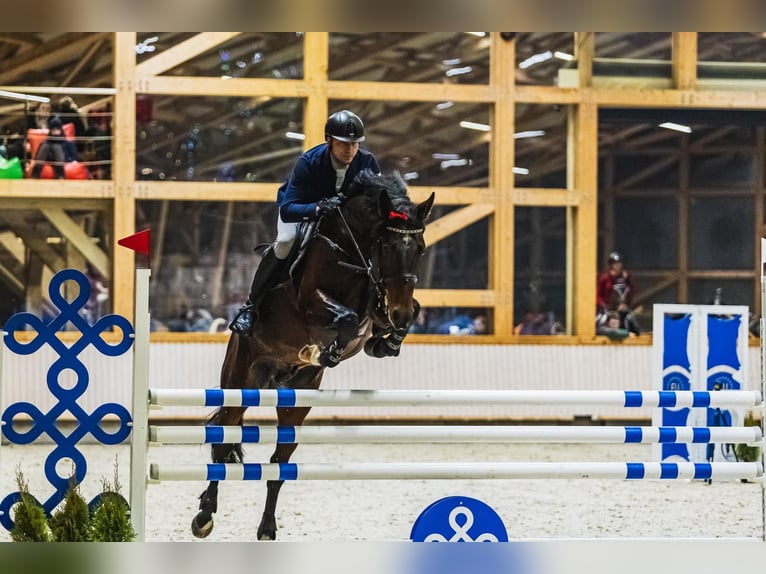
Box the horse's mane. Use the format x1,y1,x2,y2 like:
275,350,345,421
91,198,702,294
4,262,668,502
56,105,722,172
348,169,416,219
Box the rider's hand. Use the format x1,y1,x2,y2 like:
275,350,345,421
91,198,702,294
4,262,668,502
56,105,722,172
316,196,342,216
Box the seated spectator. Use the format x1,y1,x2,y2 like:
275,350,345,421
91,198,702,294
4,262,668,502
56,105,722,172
30,115,79,179
596,310,635,340
55,96,87,155
27,100,51,131
408,308,431,334
85,106,111,179
514,310,561,335
435,313,488,335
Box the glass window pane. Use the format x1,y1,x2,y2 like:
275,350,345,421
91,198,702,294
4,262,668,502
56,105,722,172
595,33,672,60
690,152,754,188
515,33,574,87
138,200,276,331
329,33,489,84
0,33,113,87
646,282,679,333
419,206,488,289
514,103,567,188
688,279,754,308
514,207,567,334
0,205,111,327
138,33,304,79
421,307,492,335
339,100,490,187
688,197,754,270
698,33,766,64
136,96,303,182
612,198,679,270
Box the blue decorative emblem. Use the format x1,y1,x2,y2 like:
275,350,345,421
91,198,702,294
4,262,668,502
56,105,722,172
410,496,508,542
0,268,134,530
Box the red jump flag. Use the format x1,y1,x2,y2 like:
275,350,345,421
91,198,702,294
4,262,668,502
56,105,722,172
118,229,151,257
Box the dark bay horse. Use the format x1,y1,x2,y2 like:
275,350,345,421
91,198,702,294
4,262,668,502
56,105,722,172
192,170,435,540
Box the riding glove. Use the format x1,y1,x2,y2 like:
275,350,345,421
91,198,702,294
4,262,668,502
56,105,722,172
316,196,342,216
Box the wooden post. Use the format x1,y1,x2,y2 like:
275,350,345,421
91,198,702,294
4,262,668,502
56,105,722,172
672,33,698,90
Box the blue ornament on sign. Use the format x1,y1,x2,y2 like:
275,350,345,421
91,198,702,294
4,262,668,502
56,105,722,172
0,268,134,530
410,496,508,542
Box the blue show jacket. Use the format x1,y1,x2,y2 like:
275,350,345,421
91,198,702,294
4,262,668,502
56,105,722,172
277,143,380,222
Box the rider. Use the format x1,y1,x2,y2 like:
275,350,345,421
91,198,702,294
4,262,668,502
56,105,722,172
229,109,381,335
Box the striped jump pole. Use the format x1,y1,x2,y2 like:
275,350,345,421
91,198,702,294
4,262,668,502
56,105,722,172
149,424,763,445
148,388,763,408
150,461,763,482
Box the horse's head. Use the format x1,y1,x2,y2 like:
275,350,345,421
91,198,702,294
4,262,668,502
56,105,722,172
346,170,435,330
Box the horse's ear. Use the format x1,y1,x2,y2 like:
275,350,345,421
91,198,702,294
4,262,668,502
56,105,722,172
416,192,435,222
377,187,395,216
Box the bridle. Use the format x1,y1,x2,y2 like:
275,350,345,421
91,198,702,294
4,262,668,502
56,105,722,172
324,204,423,326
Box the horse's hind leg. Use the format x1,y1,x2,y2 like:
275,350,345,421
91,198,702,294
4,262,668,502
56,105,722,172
192,406,246,538
256,405,312,540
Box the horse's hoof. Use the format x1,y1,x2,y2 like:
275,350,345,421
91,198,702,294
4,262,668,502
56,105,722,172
191,511,214,538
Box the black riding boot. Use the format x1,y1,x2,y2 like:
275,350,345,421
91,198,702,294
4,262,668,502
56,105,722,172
229,248,286,335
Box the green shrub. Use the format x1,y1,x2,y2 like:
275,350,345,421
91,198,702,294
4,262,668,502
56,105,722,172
90,459,136,542
10,466,52,542
49,478,92,542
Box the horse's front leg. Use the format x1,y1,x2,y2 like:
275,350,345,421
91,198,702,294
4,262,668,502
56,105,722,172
257,406,312,540
191,406,246,538
302,289,359,368
364,298,420,358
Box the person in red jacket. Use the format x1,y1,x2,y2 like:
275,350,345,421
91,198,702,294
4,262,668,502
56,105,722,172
596,251,634,310
596,251,640,335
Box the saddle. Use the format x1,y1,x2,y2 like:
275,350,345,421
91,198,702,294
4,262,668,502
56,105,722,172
253,221,317,286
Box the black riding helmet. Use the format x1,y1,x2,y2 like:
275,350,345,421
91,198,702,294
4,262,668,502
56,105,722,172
608,251,623,264
325,110,366,143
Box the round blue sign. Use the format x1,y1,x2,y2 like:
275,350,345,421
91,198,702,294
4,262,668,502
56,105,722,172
410,496,508,542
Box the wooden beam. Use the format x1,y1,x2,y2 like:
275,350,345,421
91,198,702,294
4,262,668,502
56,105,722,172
490,32,515,335
0,215,66,272
136,33,241,77
303,33,329,148
326,80,495,103
424,203,495,246
134,181,278,201
575,33,594,88
415,289,496,307
672,33,698,90
39,207,109,278
568,102,599,338
113,33,138,320
138,75,309,97
0,179,114,199
513,188,580,206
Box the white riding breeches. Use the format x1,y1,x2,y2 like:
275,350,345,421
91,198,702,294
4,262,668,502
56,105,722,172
274,215,299,260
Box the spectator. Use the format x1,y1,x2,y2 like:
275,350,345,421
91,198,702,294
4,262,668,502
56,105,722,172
30,115,79,179
514,311,561,335
81,263,109,324
55,96,87,154
596,251,640,337
85,106,112,179
435,313,488,335
27,100,51,131
596,251,635,312
596,310,634,339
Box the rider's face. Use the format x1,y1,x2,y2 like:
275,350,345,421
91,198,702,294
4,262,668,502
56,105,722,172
328,138,360,166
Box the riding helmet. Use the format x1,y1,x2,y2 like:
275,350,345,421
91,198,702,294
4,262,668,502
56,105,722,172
325,110,366,143
608,251,623,264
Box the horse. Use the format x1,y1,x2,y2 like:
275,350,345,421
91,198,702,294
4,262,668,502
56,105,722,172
191,169,435,540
